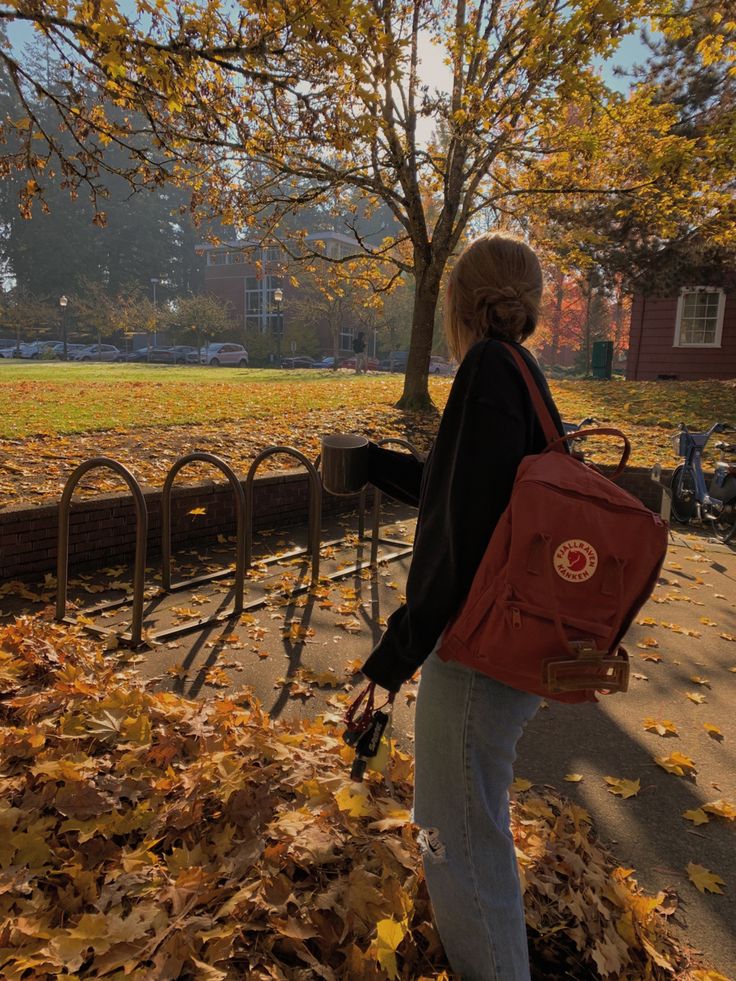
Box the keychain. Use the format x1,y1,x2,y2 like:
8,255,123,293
343,682,395,782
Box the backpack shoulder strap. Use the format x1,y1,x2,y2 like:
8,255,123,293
501,342,561,447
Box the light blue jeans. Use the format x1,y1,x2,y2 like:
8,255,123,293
413,646,541,981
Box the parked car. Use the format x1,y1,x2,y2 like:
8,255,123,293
73,343,121,362
122,345,200,364
429,355,456,376
340,356,380,371
167,345,200,364
378,351,409,372
313,356,337,369
0,340,22,358
26,340,66,359
200,342,249,367
280,355,318,369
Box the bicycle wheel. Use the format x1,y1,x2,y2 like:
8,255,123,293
670,464,698,524
710,494,736,543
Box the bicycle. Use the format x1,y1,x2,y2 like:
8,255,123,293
669,422,736,543
562,417,598,460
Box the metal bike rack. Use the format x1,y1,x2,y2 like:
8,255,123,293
245,446,322,584
56,457,148,647
162,452,246,600
369,437,422,568
144,452,248,643
651,464,673,523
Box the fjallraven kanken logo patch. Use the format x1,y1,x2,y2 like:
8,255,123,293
553,539,598,582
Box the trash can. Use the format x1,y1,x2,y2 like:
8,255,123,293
591,340,613,380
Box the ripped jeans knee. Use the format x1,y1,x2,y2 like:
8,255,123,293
416,826,447,864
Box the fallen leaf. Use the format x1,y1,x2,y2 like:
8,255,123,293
510,777,533,793
689,676,710,686
682,809,709,826
703,723,723,741
564,773,584,782
188,507,207,516
604,776,640,799
655,752,697,777
702,800,736,821
686,862,725,895
686,692,707,704
644,718,678,737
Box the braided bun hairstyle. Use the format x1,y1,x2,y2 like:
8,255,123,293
444,233,543,361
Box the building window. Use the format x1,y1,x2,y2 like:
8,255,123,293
340,325,355,351
207,251,227,266
228,252,246,264
244,275,283,333
674,288,726,347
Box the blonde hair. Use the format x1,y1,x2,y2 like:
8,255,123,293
444,233,543,361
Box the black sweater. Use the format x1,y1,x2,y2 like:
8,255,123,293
360,338,565,692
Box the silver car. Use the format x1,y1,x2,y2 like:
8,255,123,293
73,343,121,362
200,342,249,367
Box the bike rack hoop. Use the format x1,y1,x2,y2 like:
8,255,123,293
56,457,148,647
245,446,322,584
161,452,246,616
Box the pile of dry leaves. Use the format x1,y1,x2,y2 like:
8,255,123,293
0,615,706,979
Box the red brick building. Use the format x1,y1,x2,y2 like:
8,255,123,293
198,232,361,357
627,286,736,380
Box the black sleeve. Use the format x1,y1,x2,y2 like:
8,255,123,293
360,345,530,692
366,442,425,508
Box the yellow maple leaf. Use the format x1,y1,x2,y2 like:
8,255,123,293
510,777,533,793
373,918,407,980
604,776,640,799
655,752,697,777
683,808,709,825
702,799,736,821
188,507,207,515
703,723,723,740
334,783,372,818
720,633,736,642
689,675,710,686
564,773,584,782
644,718,678,737
690,969,733,980
686,691,707,704
686,862,725,895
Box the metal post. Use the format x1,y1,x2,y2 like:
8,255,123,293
56,458,148,646
161,452,246,615
370,437,423,568
59,294,69,361
245,446,322,583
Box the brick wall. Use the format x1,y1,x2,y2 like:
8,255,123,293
0,469,375,582
0,466,670,583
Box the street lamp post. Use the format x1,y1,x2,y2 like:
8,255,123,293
150,278,159,347
59,295,68,361
273,287,284,364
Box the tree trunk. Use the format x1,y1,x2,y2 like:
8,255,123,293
551,275,564,364
396,263,443,411
583,281,593,375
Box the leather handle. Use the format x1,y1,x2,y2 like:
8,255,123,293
544,428,631,479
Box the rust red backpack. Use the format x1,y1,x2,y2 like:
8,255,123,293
438,345,669,703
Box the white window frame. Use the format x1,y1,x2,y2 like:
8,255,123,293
673,287,726,348
339,325,355,351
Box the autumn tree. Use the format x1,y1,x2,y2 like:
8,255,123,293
525,3,735,295
1,1,733,406
170,292,233,351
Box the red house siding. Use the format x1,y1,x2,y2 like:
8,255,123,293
627,292,736,380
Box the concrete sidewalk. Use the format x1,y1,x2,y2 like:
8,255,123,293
1,510,734,976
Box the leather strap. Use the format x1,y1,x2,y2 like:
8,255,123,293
502,342,564,449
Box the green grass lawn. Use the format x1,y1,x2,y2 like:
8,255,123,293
2,360,733,441
0,362,416,439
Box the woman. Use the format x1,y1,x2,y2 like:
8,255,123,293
360,233,566,980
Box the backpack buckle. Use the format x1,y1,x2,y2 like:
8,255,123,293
543,645,629,694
